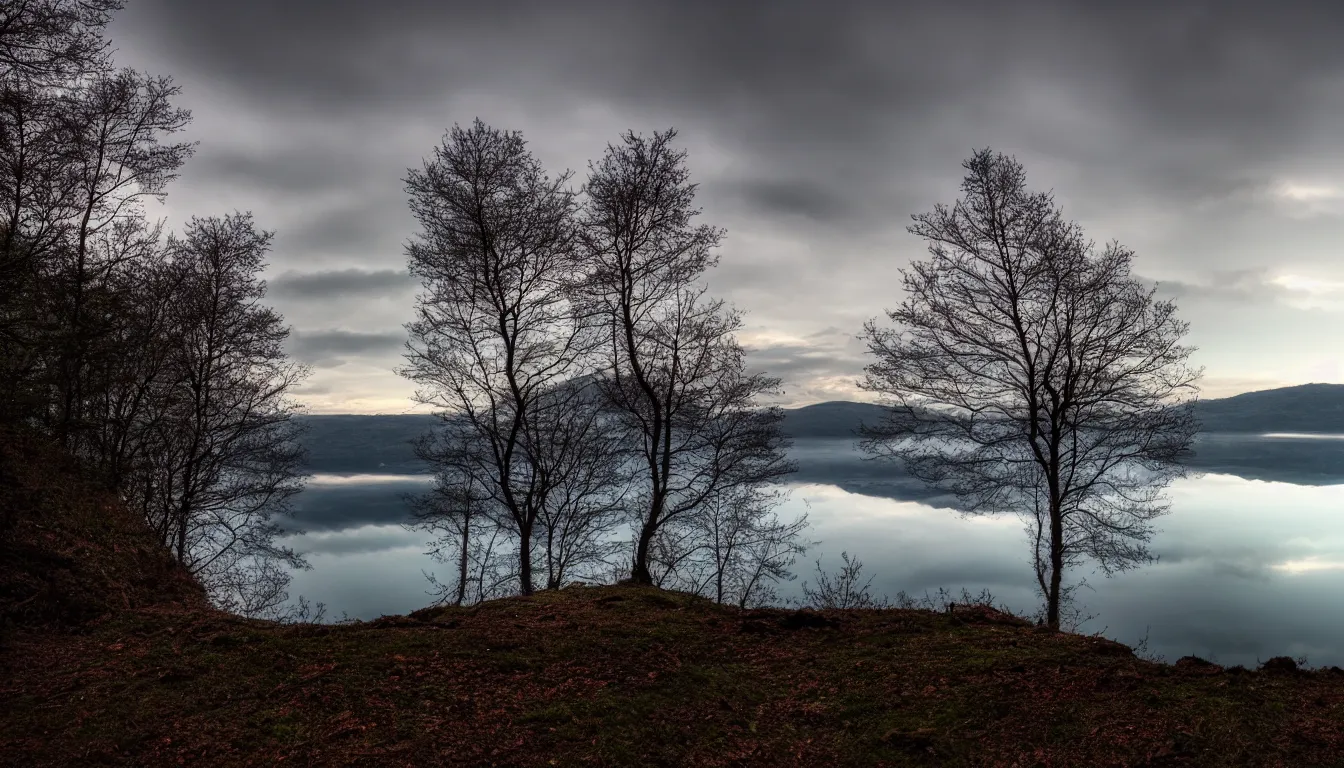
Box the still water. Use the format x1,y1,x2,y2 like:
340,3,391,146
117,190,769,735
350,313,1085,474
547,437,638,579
280,436,1344,669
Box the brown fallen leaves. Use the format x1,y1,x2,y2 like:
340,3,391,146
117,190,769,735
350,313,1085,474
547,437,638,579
3,585,1344,767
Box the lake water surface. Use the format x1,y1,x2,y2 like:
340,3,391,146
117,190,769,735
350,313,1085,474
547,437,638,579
279,435,1344,669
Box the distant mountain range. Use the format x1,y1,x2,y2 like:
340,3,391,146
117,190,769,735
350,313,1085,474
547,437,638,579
298,383,1344,476
783,384,1344,437
1186,383,1344,434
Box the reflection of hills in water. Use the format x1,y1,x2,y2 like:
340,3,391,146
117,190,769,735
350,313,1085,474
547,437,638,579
784,434,1344,507
1184,433,1344,486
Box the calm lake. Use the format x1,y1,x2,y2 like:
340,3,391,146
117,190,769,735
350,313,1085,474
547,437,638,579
279,434,1344,669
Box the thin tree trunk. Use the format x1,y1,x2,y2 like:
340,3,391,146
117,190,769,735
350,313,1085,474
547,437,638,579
175,497,189,564
1047,501,1064,630
455,516,469,607
631,519,658,585
518,518,534,595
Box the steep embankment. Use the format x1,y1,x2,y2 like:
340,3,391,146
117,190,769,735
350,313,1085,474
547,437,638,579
0,426,207,632
4,427,1344,767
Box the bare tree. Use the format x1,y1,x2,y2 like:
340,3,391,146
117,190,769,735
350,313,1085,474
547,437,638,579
0,0,123,421
78,216,175,487
0,3,319,618
0,0,122,82
642,487,810,608
406,468,512,607
691,488,810,608
860,149,1200,630
527,379,627,588
49,68,192,446
641,515,705,590
402,119,620,596
801,551,880,610
579,128,795,585
129,213,310,617
422,526,516,607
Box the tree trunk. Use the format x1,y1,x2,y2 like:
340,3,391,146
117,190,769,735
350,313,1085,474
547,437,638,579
546,530,561,590
1047,501,1064,630
455,518,469,607
175,502,189,565
518,518,534,596
630,519,657,585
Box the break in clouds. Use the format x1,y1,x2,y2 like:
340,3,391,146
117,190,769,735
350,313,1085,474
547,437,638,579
108,0,1344,411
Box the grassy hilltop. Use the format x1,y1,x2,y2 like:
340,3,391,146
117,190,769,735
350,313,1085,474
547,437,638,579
4,428,1344,767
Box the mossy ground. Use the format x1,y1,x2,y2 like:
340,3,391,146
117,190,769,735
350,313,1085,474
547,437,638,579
4,586,1344,767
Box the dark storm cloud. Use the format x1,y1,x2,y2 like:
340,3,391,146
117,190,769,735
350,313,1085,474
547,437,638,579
116,1,1344,162
114,0,1344,255
189,143,375,195
271,269,413,300
724,178,854,224
288,330,405,367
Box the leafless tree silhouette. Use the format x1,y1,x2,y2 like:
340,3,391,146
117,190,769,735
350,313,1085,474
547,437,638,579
49,69,193,447
861,149,1200,630
129,214,310,617
691,487,810,608
402,120,622,595
0,4,311,617
579,128,795,585
801,551,880,610
0,0,122,82
407,470,516,607
0,0,129,421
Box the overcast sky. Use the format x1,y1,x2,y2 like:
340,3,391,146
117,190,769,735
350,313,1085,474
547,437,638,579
106,0,1344,413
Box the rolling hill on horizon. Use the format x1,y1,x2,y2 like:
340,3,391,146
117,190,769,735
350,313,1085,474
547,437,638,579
297,383,1344,476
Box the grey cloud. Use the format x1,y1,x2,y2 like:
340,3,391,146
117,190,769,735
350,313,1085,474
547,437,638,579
1150,542,1285,581
104,0,1344,410
1149,269,1285,303
109,0,1344,275
725,178,853,223
748,343,863,379
745,333,872,404
273,195,410,262
271,269,413,300
189,144,377,195
291,381,334,396
289,330,405,367
114,2,1344,174
1144,269,1328,308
